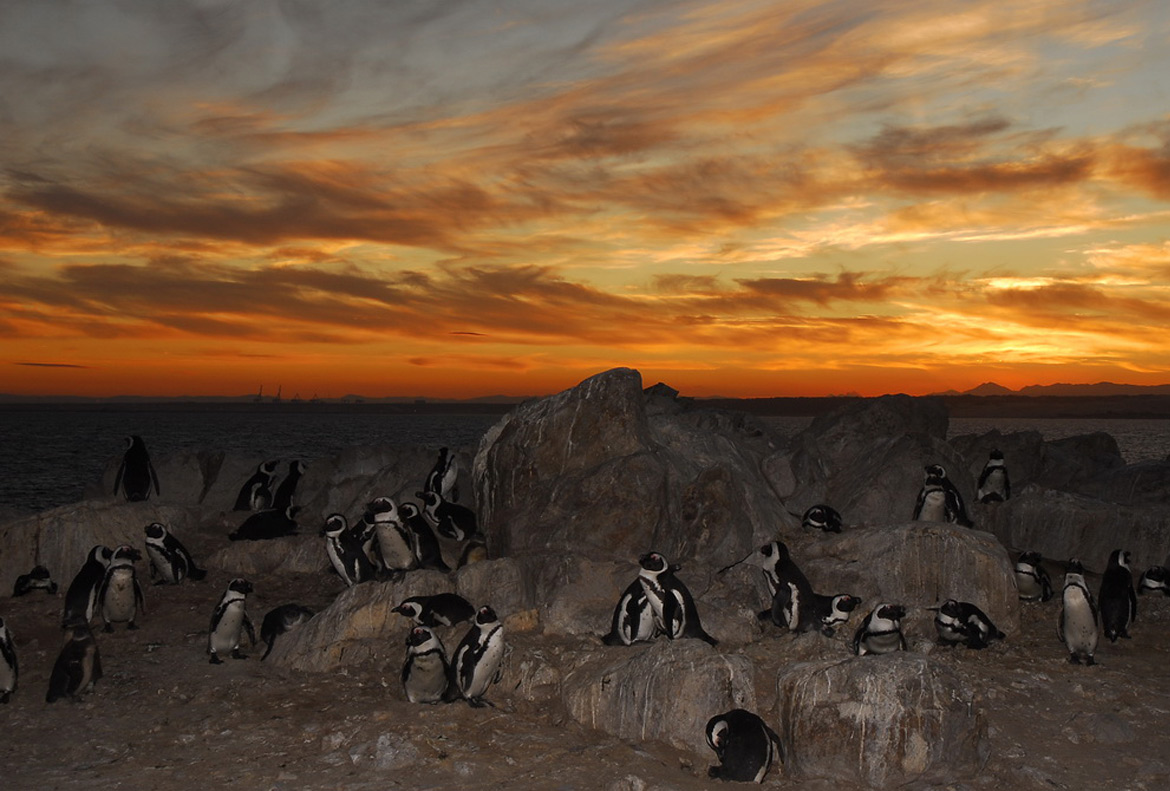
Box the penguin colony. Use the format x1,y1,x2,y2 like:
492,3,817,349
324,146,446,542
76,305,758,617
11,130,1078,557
3,435,1167,786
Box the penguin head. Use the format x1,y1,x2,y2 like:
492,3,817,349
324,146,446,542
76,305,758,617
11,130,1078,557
111,545,142,563
989,448,1004,461
144,522,167,540
834,594,862,613
227,578,253,595
289,460,305,474
406,626,437,648
367,497,397,517
392,600,424,621
474,605,499,626
260,460,280,475
1018,550,1042,567
322,513,348,536
875,603,906,622
88,545,114,566
924,464,947,482
937,599,962,618
399,502,420,518
1065,558,1085,574
638,552,671,574
1109,549,1130,569
705,716,730,754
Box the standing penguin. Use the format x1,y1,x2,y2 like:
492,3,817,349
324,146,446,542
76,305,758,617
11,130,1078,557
46,622,102,703
1058,560,1099,665
0,617,17,704
719,540,814,621
601,578,659,646
143,522,206,584
449,605,506,707
1139,566,1170,596
933,599,1005,649
402,626,450,704
321,513,376,587
97,545,146,632
259,604,314,660
207,578,256,664
12,565,58,597
912,464,973,526
637,551,718,645
62,545,113,627
399,502,450,572
270,459,305,512
392,594,476,628
365,497,417,575
853,603,907,656
1015,551,1054,602
705,708,783,784
233,460,279,511
976,449,1011,503
416,490,478,542
801,504,843,533
114,435,160,501
424,446,459,502
1098,549,1137,643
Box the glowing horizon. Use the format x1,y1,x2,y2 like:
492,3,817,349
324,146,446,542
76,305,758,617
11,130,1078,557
3,1,1169,399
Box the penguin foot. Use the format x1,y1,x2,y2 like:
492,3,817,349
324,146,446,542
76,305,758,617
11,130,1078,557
103,624,114,633
1085,656,1096,666
209,653,223,665
128,622,139,630
1,692,10,704
1068,655,1081,664
231,649,248,660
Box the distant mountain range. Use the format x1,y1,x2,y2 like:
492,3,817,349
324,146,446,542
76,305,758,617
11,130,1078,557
931,382,1170,397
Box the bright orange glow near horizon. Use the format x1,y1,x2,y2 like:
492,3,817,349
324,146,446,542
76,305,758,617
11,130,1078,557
3,1,1170,400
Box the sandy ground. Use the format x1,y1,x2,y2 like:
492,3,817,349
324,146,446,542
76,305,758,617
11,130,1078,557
3,561,1170,791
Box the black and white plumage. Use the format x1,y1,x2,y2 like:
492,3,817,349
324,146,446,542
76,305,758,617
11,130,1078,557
399,502,450,572
1058,560,1099,665
912,464,973,527
12,565,57,597
807,593,864,637
270,459,305,512
449,605,506,707
1015,551,1054,602
392,594,476,628
416,490,478,542
402,626,450,704
424,446,459,503
97,545,146,632
46,622,102,703
601,578,659,645
852,603,907,656
259,604,314,660
933,599,1004,649
229,505,299,541
801,504,842,533
364,497,416,574
976,449,1011,503
1139,565,1170,596
705,708,783,784
232,460,279,511
1098,549,1137,643
321,513,377,587
637,551,718,645
208,578,256,664
0,617,17,704
720,540,814,622
143,522,206,584
114,434,160,501
62,545,113,627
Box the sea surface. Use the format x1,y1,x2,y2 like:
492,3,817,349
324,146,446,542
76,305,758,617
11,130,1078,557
1,408,1167,517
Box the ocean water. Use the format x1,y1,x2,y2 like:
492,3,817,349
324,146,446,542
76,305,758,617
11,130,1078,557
1,408,1167,517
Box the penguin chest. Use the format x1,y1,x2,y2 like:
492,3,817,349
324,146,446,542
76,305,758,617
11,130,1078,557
1015,569,1043,601
0,652,15,692
934,612,967,643
1061,592,1098,653
102,570,138,620
618,591,657,643
917,489,947,521
461,631,505,698
404,651,448,703
210,603,247,652
980,469,1006,498
146,544,180,583
862,627,903,655
376,523,415,570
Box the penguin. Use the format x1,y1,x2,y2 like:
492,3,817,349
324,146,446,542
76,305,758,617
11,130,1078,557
1098,549,1137,643
720,540,814,621
801,504,842,533
976,449,1011,503
768,580,801,631
0,617,16,704
62,545,113,627
228,506,299,541
601,578,659,645
1058,559,1099,665
259,604,314,660
232,460,279,511
392,593,476,628
402,625,451,704
365,497,417,574
270,459,305,512
705,708,783,784
1015,551,1054,603
46,622,102,703
1139,566,1170,596
114,434,160,501
97,545,146,632
321,513,376,587
424,446,459,502
416,490,478,542
805,592,864,637
933,599,1005,649
637,551,718,645
852,603,907,656
449,605,506,707
399,502,451,572
207,578,256,664
12,565,58,597
912,464,973,527
143,522,206,584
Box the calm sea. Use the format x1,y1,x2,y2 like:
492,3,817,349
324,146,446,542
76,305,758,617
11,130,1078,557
1,408,1167,517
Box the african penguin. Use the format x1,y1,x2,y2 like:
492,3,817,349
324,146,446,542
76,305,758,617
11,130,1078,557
114,434,160,501
449,605,506,707
705,708,783,784
208,578,256,664
259,604,314,660
232,460,279,511
801,504,842,533
62,545,113,627
976,449,1011,503
0,617,16,704
1098,549,1137,643
1139,565,1170,596
46,622,102,703
912,464,973,526
1015,551,1054,602
399,502,450,572
424,446,459,502
321,513,376,587
97,545,146,632
270,459,305,512
143,522,206,584
601,578,659,645
1058,560,1099,665
805,593,863,637
392,593,476,628
720,540,814,621
852,603,907,656
228,505,299,541
402,626,451,704
933,599,1004,649
637,551,718,645
416,490,478,542
12,565,57,597
365,497,417,574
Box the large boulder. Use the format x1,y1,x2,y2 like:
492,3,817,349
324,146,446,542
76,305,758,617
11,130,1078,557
777,653,988,787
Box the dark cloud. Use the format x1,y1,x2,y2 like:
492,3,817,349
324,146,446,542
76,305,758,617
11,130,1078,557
14,361,90,368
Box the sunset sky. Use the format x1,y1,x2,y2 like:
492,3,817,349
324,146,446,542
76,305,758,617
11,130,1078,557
3,0,1169,399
